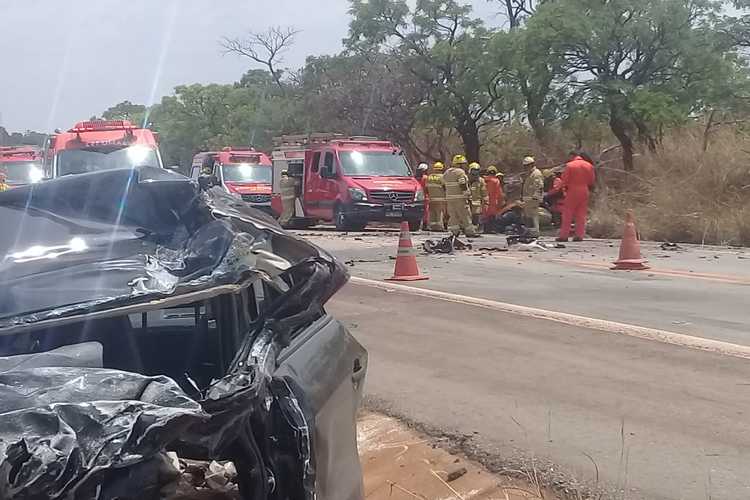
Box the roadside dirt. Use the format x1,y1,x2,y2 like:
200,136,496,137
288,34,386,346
359,412,559,500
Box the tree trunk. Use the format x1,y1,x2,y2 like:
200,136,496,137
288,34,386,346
456,120,481,163
608,108,635,171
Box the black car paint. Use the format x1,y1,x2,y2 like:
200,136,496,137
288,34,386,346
0,167,366,499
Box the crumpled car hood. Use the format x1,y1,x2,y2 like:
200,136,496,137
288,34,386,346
0,167,345,331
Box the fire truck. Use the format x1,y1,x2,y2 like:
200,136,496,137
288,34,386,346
0,146,45,188
190,147,273,214
45,120,164,179
271,134,424,231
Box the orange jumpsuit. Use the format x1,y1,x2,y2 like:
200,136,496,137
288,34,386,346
548,176,565,215
559,157,595,239
419,175,429,226
483,175,503,219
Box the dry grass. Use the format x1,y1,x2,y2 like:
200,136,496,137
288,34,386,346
588,128,750,246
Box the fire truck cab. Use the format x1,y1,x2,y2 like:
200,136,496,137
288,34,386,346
0,146,46,188
190,147,273,214
271,134,424,231
46,120,164,179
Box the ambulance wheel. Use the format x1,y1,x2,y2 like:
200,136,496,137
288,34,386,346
335,205,367,231
407,219,421,232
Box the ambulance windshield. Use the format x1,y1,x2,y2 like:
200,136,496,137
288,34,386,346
0,161,45,184
57,145,161,177
339,151,411,177
222,163,272,183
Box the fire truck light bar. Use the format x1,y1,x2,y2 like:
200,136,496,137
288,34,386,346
69,120,137,133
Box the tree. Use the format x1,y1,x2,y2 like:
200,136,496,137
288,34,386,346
300,53,428,157
346,0,518,161
101,101,148,126
222,26,299,91
530,0,739,170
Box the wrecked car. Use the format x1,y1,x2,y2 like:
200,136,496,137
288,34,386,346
0,167,367,499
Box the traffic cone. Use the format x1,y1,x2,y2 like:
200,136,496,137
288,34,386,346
386,221,429,281
612,210,649,270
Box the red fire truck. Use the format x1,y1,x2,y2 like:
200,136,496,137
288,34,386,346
271,134,424,231
190,147,273,214
46,120,164,179
0,146,46,188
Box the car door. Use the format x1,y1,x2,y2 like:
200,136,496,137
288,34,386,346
274,312,367,500
317,150,340,220
304,151,326,218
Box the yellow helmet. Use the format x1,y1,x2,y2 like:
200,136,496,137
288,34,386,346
452,154,468,166
496,171,505,178
523,156,536,166
542,169,555,178
433,161,445,171
468,162,481,172
487,165,498,174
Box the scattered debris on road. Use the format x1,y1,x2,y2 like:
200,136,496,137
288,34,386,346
423,236,472,254
660,242,683,251
358,412,558,500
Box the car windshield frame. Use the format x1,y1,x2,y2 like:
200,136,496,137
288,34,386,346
221,163,273,183
56,146,161,177
0,161,45,184
339,150,411,177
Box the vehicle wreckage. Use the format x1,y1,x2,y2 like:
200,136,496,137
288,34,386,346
0,167,367,499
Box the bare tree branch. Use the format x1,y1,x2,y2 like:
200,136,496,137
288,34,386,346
221,26,300,91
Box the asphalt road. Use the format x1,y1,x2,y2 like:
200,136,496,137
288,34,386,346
305,228,750,500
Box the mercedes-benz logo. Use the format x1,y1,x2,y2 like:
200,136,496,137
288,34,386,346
388,192,399,201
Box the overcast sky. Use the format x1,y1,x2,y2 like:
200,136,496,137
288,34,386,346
0,0,499,132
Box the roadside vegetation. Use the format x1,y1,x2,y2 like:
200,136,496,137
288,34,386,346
4,0,750,244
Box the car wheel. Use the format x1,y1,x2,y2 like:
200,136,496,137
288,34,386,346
407,219,421,232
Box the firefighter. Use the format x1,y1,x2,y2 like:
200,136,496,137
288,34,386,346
0,172,7,192
468,163,488,228
558,151,596,242
444,155,476,237
425,161,447,231
278,170,300,227
521,156,544,236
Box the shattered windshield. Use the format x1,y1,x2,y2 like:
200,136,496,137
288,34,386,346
339,151,411,177
0,161,45,184
57,145,160,176
222,163,272,183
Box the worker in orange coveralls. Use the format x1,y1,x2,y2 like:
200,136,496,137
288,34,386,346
482,165,503,232
543,169,565,226
557,151,595,242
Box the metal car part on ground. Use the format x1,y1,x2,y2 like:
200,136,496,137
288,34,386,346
0,167,367,500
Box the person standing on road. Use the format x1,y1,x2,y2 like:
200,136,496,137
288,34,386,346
557,151,596,242
482,166,503,234
543,169,565,226
0,172,8,192
521,156,544,236
444,155,476,237
425,161,447,231
279,170,300,227
468,163,488,228
416,163,430,229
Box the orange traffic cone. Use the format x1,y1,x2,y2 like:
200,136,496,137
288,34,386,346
386,221,429,281
612,210,649,270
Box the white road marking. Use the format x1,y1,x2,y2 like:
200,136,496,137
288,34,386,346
350,276,750,360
